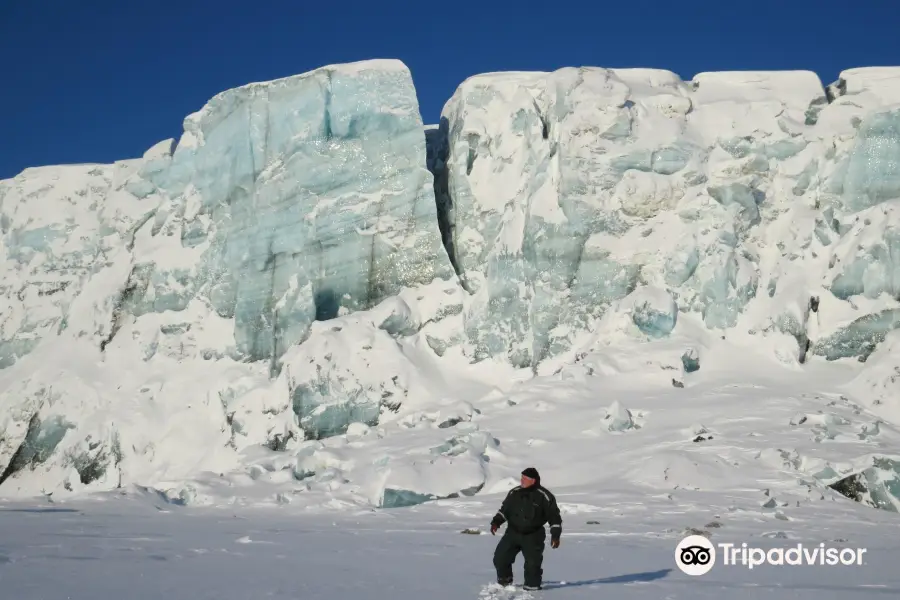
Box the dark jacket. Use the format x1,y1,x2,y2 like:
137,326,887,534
491,484,562,539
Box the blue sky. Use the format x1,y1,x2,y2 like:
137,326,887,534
1,0,896,180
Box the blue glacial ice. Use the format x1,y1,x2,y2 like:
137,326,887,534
279,312,415,439
629,287,678,338
838,109,900,213
813,309,900,361
6,59,900,499
7,61,900,380
127,60,455,363
0,414,74,485
829,219,900,301
681,348,701,373
437,67,830,364
829,456,900,512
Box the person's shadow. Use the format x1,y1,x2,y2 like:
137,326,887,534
542,568,672,589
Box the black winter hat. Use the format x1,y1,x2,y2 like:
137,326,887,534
521,467,540,484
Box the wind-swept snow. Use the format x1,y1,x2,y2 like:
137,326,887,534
0,487,898,599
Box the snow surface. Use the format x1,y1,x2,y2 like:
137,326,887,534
3,59,900,597
1,459,899,599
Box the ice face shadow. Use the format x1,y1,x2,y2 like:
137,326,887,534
543,568,672,589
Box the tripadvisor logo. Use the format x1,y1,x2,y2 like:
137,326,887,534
675,535,715,576
674,535,868,575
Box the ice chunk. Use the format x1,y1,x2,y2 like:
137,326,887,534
837,67,900,100
691,71,826,111
615,171,685,218
827,213,900,300
279,285,464,439
0,414,74,485
66,430,121,486
628,286,678,337
293,448,353,481
763,139,808,160
682,348,701,373
380,488,437,508
345,422,372,438
707,183,763,233
829,456,900,512
0,60,455,371
139,138,176,178
605,400,635,432
221,383,298,452
279,314,414,439
375,451,487,507
651,145,694,175
812,309,900,362
696,246,759,329
439,67,686,365
375,296,421,337
848,329,900,421
664,241,700,287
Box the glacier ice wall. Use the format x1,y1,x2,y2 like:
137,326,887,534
435,66,900,368
131,59,455,367
0,59,454,373
3,59,900,501
0,161,155,369
0,60,461,497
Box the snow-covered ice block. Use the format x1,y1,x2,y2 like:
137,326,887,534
605,400,636,432
835,67,900,103
628,286,678,338
829,455,900,512
279,316,414,439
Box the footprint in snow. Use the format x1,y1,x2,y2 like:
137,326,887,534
479,583,544,598
235,536,275,545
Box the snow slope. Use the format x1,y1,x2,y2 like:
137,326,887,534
2,58,900,542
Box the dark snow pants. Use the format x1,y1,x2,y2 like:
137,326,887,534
493,527,545,587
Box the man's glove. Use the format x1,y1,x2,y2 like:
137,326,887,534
491,523,499,535
551,537,560,549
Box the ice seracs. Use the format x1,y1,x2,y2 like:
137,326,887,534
434,64,900,373
3,60,900,516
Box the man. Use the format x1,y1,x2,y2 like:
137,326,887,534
489,467,562,591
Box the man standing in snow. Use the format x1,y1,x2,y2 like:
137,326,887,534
490,467,562,591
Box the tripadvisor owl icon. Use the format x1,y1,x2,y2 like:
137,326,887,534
675,535,716,576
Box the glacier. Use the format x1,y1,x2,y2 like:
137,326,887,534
3,58,900,519
436,67,900,369
0,59,453,373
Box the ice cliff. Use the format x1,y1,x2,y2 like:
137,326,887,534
435,67,900,369
2,59,900,506
0,59,452,373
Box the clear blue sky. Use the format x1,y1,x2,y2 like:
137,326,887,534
1,0,897,180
